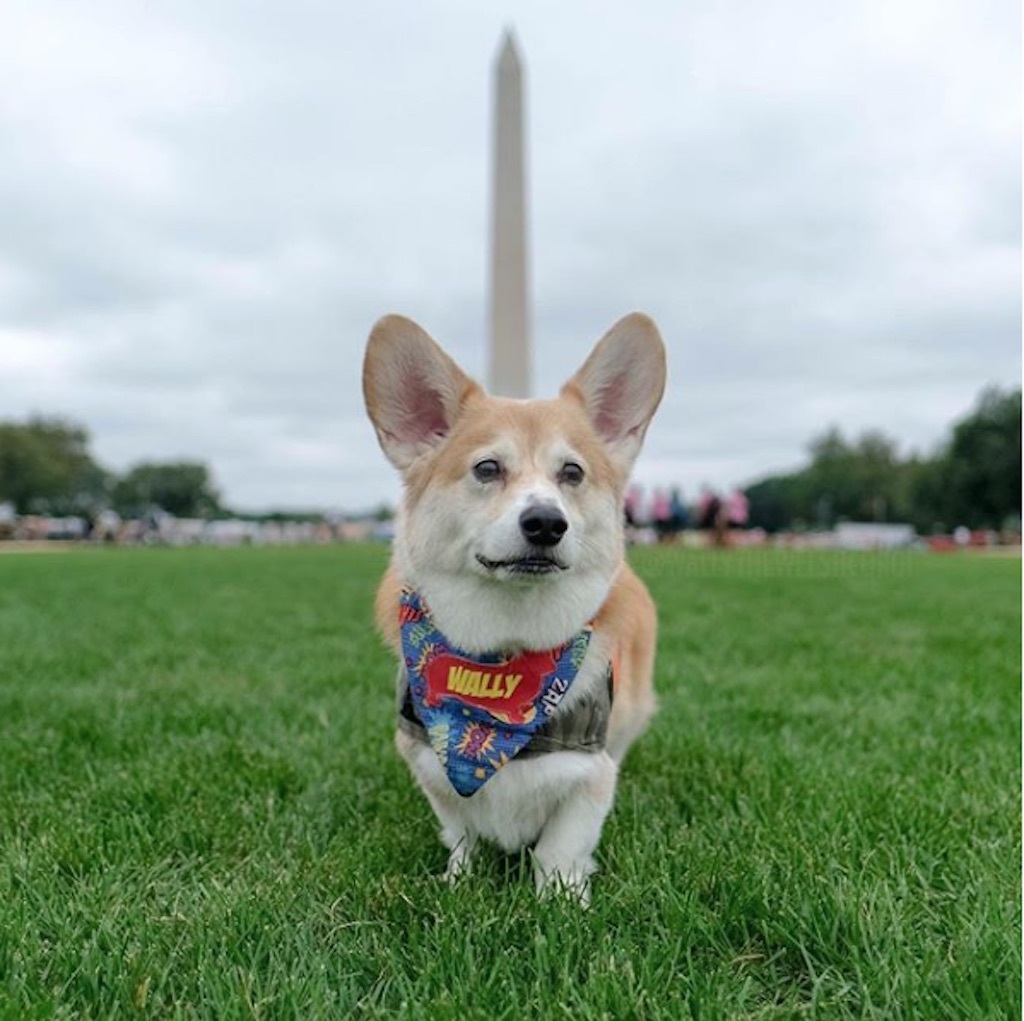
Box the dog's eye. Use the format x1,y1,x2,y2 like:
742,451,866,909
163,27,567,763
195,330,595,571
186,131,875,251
559,462,585,486
472,459,502,483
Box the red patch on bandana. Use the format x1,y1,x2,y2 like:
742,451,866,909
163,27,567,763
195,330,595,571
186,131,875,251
422,649,560,725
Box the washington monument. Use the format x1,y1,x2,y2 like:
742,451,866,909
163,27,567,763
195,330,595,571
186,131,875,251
488,31,531,398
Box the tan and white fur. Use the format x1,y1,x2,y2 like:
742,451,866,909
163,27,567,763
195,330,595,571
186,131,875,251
363,312,666,903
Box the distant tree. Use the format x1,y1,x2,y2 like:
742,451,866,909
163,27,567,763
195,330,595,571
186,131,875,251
804,427,869,524
0,417,109,514
848,431,908,522
112,462,220,518
745,473,802,533
787,427,908,527
902,449,966,534
935,387,1021,529
745,388,1022,534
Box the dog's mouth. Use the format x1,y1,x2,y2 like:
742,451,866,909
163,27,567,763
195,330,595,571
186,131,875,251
475,553,568,576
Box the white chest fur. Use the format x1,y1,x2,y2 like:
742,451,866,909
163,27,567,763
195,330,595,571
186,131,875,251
400,736,615,854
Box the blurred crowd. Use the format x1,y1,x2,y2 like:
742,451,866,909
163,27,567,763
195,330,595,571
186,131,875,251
0,503,391,547
624,485,750,547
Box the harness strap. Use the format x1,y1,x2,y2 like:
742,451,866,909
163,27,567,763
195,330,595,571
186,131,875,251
397,663,613,758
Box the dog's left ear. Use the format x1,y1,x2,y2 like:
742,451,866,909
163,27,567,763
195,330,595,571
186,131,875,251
562,313,667,472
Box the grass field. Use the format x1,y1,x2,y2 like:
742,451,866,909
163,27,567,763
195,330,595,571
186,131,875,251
0,545,1019,1020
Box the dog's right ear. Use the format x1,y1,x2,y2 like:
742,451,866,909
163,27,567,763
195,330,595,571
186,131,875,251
363,315,481,470
561,313,666,475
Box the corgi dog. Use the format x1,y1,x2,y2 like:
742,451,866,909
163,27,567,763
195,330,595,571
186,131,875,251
363,312,666,903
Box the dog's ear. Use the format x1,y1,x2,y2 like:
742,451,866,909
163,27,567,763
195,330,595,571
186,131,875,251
363,315,481,470
562,312,666,472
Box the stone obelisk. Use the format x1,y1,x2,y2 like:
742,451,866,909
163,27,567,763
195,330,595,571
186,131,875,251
488,31,531,398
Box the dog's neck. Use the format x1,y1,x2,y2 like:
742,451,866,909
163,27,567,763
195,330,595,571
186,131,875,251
399,569,613,654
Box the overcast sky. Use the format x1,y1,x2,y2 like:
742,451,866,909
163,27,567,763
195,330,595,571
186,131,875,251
0,1,1019,512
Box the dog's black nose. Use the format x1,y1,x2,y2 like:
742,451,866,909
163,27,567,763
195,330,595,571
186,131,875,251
519,505,568,547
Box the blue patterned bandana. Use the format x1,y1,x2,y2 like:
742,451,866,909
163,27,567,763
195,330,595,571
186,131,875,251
399,589,593,797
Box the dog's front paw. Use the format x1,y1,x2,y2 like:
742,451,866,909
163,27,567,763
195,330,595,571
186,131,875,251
443,840,475,884
533,859,594,908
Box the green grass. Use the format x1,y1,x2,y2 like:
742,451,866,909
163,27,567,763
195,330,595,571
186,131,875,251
0,545,1019,1020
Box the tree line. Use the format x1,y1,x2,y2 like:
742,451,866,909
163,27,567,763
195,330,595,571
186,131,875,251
0,418,219,519
1,384,1019,531
744,386,1021,534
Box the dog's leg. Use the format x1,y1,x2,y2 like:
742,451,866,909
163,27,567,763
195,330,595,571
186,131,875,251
442,831,477,883
532,754,617,906
604,696,656,763
425,791,477,883
397,729,478,881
